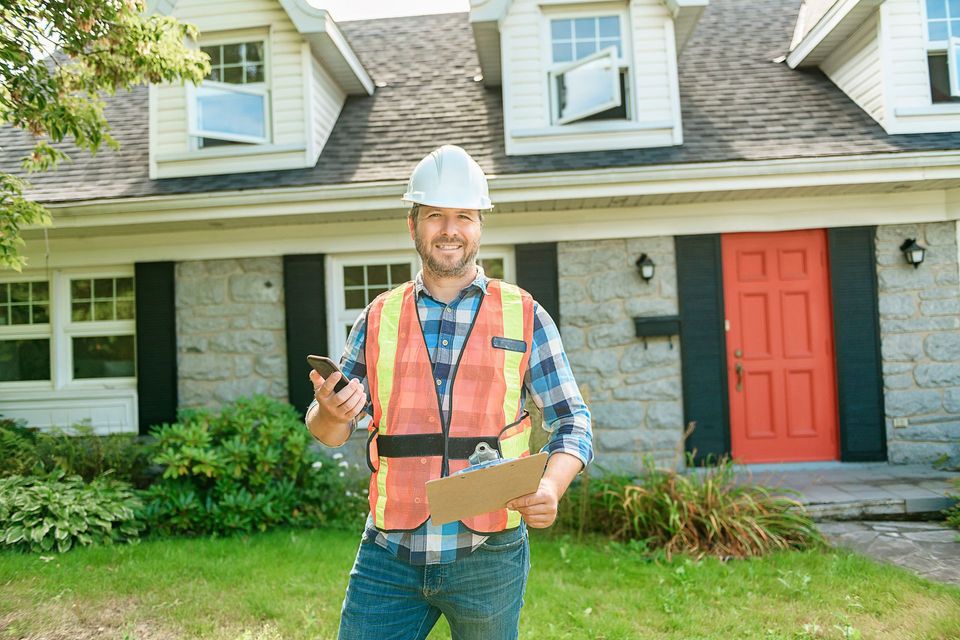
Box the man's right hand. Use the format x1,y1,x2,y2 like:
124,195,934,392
309,369,367,425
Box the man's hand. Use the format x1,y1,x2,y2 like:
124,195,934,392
506,477,561,529
310,369,366,424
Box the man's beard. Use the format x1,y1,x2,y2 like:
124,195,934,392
415,231,480,278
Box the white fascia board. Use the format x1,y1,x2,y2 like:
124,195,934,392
470,0,512,23
786,0,882,68
38,150,960,229
470,0,511,86
664,0,709,51
277,0,373,95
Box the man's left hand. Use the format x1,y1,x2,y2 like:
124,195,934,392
506,478,560,529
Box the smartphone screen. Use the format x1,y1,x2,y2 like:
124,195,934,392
307,355,350,393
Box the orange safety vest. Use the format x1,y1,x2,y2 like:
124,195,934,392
364,279,535,533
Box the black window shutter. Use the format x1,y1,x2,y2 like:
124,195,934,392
675,235,730,465
283,254,327,418
135,262,177,435
515,243,560,327
828,227,887,461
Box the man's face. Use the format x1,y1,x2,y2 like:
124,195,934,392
409,206,483,279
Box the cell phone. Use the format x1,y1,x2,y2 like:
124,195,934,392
307,355,350,393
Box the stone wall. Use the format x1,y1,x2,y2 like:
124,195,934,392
176,257,288,408
877,221,960,466
558,237,685,474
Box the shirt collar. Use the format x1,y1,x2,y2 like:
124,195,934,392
413,264,490,300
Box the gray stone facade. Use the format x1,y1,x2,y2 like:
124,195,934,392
175,257,288,409
877,222,960,466
558,237,685,474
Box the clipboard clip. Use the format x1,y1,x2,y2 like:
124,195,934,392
468,442,501,466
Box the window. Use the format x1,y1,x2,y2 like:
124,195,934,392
188,41,269,146
924,0,960,103
0,271,135,388
0,280,51,382
548,15,629,125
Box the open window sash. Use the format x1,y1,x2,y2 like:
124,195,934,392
551,46,621,125
950,37,960,97
187,81,269,144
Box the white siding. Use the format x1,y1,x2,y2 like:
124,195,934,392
310,54,346,165
501,0,680,155
151,0,317,178
821,11,884,126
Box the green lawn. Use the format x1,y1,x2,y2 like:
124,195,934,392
1,528,958,640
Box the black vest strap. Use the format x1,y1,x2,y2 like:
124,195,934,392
376,434,500,459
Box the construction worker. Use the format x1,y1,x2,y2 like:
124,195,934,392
305,144,593,640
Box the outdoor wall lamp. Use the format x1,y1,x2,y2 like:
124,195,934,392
900,238,926,268
635,254,655,281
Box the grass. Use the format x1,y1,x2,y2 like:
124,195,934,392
1,528,958,640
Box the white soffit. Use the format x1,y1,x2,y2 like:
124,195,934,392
470,0,512,86
664,0,709,52
786,0,883,68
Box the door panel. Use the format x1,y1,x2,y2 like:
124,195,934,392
722,230,839,463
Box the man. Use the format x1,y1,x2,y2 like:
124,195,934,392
305,144,592,640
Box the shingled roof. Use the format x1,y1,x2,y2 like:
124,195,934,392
4,0,960,204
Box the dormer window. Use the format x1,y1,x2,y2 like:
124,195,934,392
924,0,960,103
548,14,630,125
188,41,270,148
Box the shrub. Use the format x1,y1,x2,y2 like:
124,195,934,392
556,425,826,560
141,395,367,537
944,477,960,532
0,419,153,488
0,469,143,553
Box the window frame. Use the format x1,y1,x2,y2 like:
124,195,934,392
0,274,52,388
0,267,137,393
550,46,623,125
187,33,271,149
541,5,633,127
922,0,960,100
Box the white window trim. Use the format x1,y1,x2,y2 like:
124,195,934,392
0,267,136,394
187,33,272,150
186,80,271,145
541,5,633,128
922,0,953,52
325,247,517,361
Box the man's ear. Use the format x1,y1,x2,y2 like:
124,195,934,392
407,215,415,240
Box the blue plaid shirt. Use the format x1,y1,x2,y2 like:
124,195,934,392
311,266,592,565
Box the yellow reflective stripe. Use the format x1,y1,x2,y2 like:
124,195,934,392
506,509,521,528
500,429,531,460
375,457,389,528
499,282,525,429
376,285,408,434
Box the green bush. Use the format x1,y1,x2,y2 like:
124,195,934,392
0,418,152,488
556,447,825,560
0,469,143,553
944,477,960,531
141,395,367,537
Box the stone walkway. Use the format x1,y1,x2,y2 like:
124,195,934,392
817,520,960,587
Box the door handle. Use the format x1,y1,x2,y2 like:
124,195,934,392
735,362,743,392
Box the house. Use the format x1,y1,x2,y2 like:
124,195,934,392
1,0,959,471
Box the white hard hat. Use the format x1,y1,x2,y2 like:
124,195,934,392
402,145,493,210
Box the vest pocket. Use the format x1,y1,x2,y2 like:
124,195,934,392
498,412,533,460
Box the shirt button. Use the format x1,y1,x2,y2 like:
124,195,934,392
436,378,442,386
445,307,452,315
442,339,449,346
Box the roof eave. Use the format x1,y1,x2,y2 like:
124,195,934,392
277,0,374,95
664,0,709,52
786,0,882,68
470,0,511,86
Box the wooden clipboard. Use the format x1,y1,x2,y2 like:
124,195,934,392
425,452,548,525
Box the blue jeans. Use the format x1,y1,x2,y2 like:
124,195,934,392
337,526,531,639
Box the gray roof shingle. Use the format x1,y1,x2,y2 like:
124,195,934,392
4,0,960,204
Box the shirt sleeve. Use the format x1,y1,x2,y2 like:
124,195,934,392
305,309,373,437
524,302,593,471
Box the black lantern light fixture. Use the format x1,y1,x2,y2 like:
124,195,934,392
899,238,926,268
635,253,655,282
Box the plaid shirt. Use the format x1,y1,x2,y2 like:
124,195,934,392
309,266,592,565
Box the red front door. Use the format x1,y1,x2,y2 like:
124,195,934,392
721,230,839,463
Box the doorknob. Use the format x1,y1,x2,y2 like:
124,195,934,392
735,362,743,392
